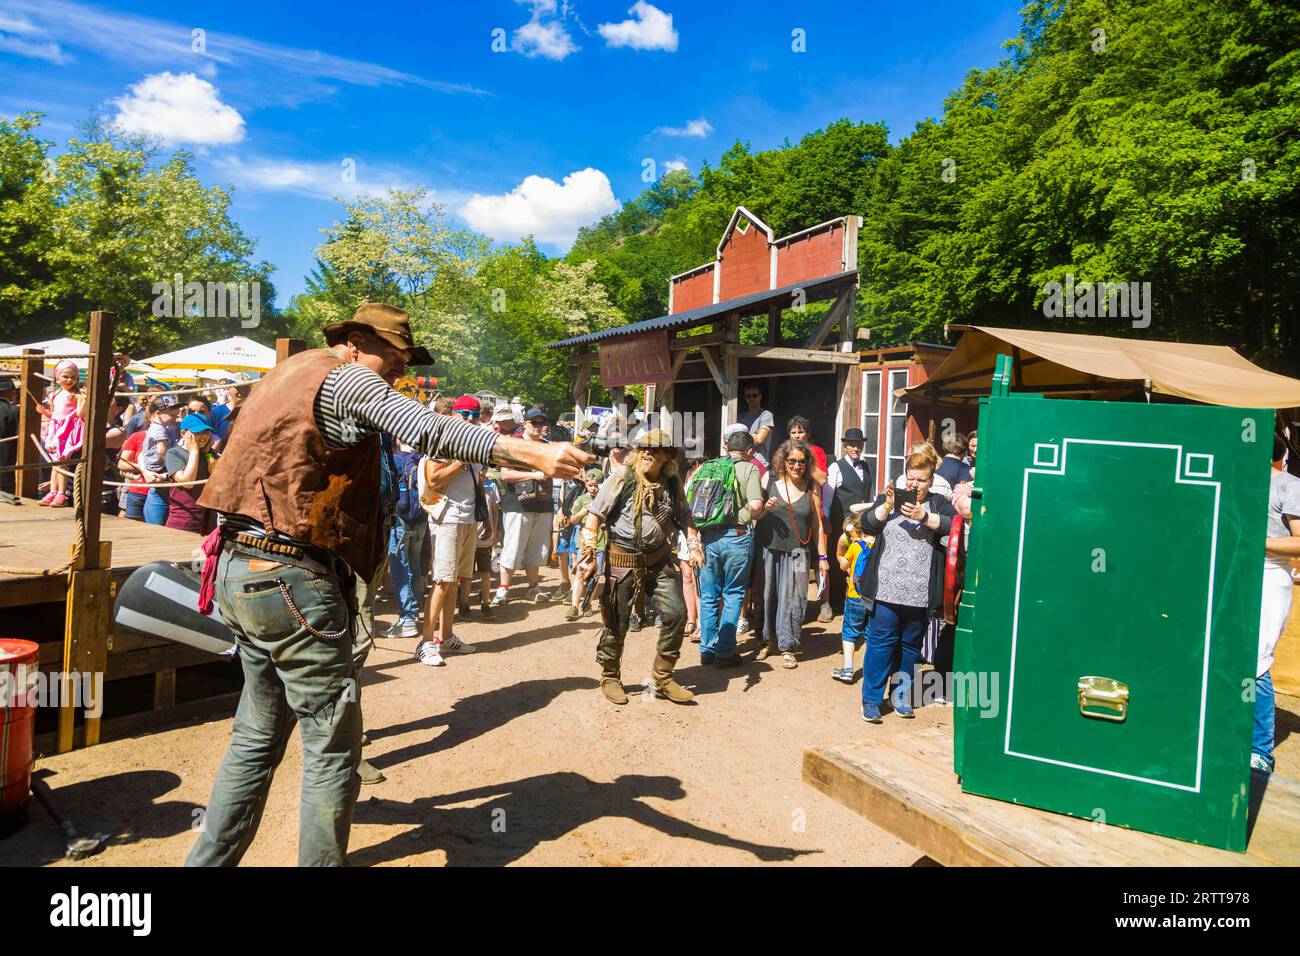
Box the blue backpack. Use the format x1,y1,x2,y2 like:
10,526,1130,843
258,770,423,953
851,538,873,597
392,450,426,524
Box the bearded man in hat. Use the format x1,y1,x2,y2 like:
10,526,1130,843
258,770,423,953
187,303,591,867
577,428,703,705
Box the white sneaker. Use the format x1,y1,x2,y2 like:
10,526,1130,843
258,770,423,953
415,640,445,667
491,587,508,607
386,619,420,638
441,634,477,655
531,589,546,604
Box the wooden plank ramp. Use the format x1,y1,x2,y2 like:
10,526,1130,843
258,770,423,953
803,726,1300,867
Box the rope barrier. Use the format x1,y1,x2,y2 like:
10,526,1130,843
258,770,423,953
53,462,209,489
114,382,257,398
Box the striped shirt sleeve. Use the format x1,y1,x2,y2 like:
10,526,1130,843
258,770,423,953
314,363,498,464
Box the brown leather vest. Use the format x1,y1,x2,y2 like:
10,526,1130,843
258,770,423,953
199,349,386,579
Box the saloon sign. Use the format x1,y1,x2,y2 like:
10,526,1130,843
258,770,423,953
598,329,672,387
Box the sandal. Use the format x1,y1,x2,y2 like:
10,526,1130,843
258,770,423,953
782,652,798,669
754,640,774,662
684,621,699,642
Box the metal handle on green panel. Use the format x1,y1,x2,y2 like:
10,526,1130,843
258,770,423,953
1078,676,1128,722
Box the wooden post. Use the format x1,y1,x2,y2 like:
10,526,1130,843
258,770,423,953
59,311,115,752
15,348,43,500
573,357,593,429
768,305,781,345
835,287,858,449
722,313,739,454
276,338,306,364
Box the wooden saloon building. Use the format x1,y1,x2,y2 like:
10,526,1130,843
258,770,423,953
548,207,865,462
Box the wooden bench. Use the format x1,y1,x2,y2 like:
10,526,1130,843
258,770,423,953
803,726,1300,866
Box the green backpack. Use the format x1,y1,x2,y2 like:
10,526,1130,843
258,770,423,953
686,456,740,528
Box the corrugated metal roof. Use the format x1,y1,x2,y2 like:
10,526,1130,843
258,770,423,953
544,270,858,350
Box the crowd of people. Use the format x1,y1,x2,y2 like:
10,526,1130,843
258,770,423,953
370,377,989,729
5,327,1290,785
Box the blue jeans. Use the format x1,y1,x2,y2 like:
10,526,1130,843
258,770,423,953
1253,670,1275,768
842,596,868,647
187,546,360,866
863,600,928,708
122,490,147,521
388,518,427,622
699,528,753,658
143,487,168,525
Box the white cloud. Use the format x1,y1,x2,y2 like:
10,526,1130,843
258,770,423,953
460,168,618,247
512,0,578,60
663,157,687,172
657,117,713,138
110,72,245,146
213,155,440,203
598,2,679,52
1,0,488,105
0,13,71,63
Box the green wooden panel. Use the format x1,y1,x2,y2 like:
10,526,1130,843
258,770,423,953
954,390,1269,851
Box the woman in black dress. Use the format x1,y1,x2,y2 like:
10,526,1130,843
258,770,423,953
756,439,829,669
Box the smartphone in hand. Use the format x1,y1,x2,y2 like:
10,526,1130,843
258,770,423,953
894,488,918,510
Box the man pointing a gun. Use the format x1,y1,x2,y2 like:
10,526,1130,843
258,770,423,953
187,303,592,866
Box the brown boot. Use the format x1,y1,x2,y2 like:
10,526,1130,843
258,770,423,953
600,669,629,705
652,654,694,704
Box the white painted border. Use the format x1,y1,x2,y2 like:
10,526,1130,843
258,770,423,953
1003,439,1220,793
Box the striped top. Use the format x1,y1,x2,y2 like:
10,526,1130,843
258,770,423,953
219,363,498,550
314,364,497,462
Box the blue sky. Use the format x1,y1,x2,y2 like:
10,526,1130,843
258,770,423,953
1,0,1023,302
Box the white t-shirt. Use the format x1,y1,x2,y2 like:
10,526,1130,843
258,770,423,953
419,459,477,525
1265,468,1300,570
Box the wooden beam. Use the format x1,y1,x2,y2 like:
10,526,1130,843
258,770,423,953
566,351,598,368
275,338,306,364
804,284,856,349
767,306,781,346
698,347,728,395
59,566,113,751
723,344,860,365
670,328,728,351
15,348,43,499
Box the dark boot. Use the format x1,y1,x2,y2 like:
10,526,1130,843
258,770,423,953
652,654,694,704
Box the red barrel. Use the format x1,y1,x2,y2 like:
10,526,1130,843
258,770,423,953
0,639,39,838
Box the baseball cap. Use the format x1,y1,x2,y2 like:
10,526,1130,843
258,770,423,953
491,405,518,424
723,422,750,438
524,406,551,423
452,394,481,413
179,413,214,434
583,467,604,481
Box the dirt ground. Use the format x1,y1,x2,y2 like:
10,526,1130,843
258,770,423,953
3,568,1298,867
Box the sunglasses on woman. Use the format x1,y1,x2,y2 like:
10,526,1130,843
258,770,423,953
456,409,481,420
787,458,807,465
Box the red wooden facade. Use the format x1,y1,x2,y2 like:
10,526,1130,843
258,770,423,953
668,206,861,313
856,343,976,494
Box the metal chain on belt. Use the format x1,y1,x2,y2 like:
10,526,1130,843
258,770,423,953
276,578,351,641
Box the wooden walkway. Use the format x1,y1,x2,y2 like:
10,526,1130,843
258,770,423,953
0,501,200,606
804,726,1300,866
0,501,241,752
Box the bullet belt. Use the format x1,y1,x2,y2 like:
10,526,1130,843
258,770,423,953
608,541,672,569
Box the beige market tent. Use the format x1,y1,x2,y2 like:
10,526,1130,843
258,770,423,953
902,326,1300,409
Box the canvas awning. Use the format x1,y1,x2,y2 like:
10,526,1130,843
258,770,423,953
142,336,275,372
901,326,1300,409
